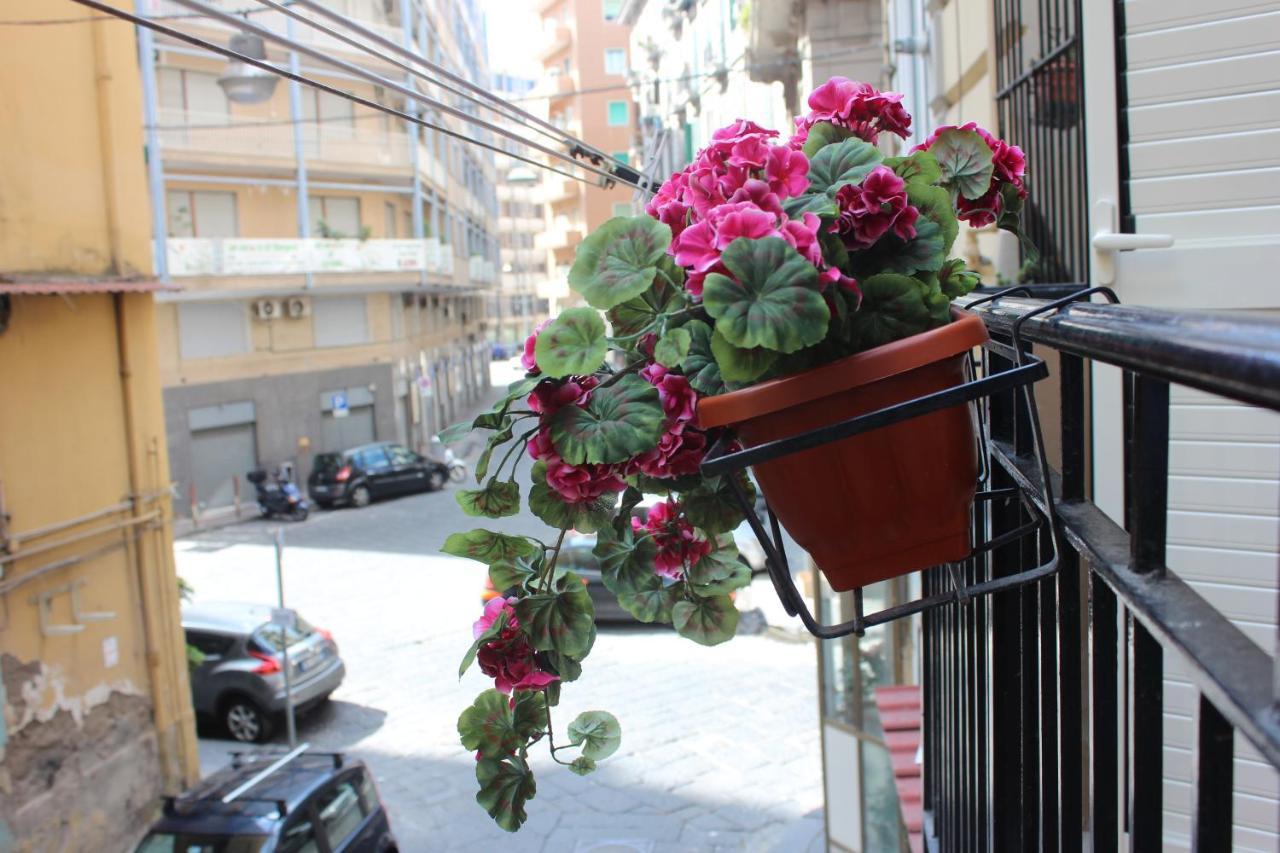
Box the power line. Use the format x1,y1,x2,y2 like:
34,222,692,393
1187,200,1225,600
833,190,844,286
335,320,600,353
69,0,608,192
0,2,276,26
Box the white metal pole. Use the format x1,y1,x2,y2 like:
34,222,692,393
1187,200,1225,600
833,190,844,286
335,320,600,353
274,528,297,747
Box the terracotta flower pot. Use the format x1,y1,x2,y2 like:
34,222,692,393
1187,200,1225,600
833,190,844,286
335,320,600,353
697,308,990,592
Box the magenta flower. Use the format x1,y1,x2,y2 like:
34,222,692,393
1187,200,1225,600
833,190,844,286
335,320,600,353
646,169,693,239
527,376,597,416
791,78,911,147
472,598,560,694
521,319,551,373
671,219,720,273
764,146,811,199
545,458,627,504
633,499,712,580
712,202,779,249
726,179,784,216
634,423,708,480
913,122,1027,227
641,363,698,423
780,212,824,267
832,166,919,250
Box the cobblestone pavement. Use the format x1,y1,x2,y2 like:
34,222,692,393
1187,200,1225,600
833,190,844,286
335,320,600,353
178,370,825,852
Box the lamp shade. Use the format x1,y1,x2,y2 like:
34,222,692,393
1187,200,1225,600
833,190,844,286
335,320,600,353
218,31,280,105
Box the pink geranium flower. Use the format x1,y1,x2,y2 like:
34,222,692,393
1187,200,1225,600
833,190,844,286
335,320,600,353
545,458,627,504
832,166,919,249
633,499,712,580
472,598,560,694
521,319,551,373
528,376,597,416
640,363,698,423
634,423,708,480
791,78,911,147
764,147,811,199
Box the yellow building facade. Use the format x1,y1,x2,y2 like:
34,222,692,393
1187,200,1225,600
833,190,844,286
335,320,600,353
0,6,199,850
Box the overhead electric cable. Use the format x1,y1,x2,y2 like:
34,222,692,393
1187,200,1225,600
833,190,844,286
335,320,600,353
68,0,609,191
158,0,652,191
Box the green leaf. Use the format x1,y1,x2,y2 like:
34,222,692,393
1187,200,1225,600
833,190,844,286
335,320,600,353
489,553,541,592
931,129,995,201
441,529,540,564
514,571,595,657
672,595,740,646
549,374,665,465
456,478,521,518
475,755,536,832
546,650,583,682
884,150,942,187
801,120,855,158
607,273,682,338
528,461,618,533
458,609,508,678
681,473,753,534
680,320,726,396
475,419,515,482
437,420,474,444
684,535,741,586
594,524,662,596
617,584,679,623
701,237,829,354
937,258,980,300
846,274,932,351
909,184,959,256
806,137,885,194
458,689,521,758
567,711,622,761
534,307,607,378
653,326,692,368
692,559,752,596
710,328,778,384
511,689,548,740
568,756,597,776
568,215,673,310
781,192,840,219
882,218,945,276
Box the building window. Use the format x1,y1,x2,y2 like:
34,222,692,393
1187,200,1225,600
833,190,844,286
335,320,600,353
313,297,370,348
607,100,628,126
612,202,633,218
308,196,362,238
612,151,630,166
603,0,622,21
604,48,626,75
157,68,227,118
166,190,238,238
301,88,354,132
384,202,397,238
177,302,249,360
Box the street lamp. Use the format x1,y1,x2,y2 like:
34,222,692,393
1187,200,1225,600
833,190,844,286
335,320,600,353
218,32,280,105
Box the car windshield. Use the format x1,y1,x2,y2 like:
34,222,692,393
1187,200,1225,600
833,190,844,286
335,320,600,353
250,616,315,653
136,833,267,853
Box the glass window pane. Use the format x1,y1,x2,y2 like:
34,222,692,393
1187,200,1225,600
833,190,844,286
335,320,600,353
317,781,364,847
387,445,415,465
603,0,622,20
612,151,630,166
277,818,320,853
607,101,628,126
184,71,227,117
193,191,237,238
358,447,391,470
604,48,626,75
167,190,194,237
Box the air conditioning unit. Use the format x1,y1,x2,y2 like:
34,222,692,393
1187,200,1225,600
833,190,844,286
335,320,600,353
285,296,310,318
252,299,281,320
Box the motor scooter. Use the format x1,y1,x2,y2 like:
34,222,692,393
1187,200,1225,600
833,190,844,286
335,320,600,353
428,436,468,483
247,470,309,521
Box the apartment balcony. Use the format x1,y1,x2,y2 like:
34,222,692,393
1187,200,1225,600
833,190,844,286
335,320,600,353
536,223,584,252
539,24,573,61
158,109,412,176
468,255,497,285
164,237,453,278
542,175,581,205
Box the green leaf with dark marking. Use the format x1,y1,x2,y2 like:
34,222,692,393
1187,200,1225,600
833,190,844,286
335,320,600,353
692,559,752,597
679,320,725,396
549,374,665,465
456,478,521,518
458,689,521,758
931,128,995,201
846,274,932,351
710,328,777,384
594,524,661,596
672,594,740,646
684,535,741,586
475,754,536,832
681,473,753,534
909,183,959,256
881,218,945,276
442,529,540,564
654,326,692,368
534,307,607,378
511,689,548,740
801,120,855,158
567,711,621,761
701,237,829,354
489,553,542,592
618,584,679,623
475,418,515,482
884,150,942,187
806,137,885,195
514,571,595,657
568,756,597,776
568,215,673,310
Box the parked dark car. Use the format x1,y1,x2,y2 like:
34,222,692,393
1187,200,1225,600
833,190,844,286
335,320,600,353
184,602,345,743
308,442,449,509
135,748,397,852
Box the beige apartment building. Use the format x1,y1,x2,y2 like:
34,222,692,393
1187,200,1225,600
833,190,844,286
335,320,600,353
536,0,639,296
145,0,499,515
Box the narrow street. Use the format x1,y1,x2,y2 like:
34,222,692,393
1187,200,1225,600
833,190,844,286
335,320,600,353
177,385,824,852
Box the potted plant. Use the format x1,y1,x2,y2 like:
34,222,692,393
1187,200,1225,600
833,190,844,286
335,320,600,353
447,77,1030,831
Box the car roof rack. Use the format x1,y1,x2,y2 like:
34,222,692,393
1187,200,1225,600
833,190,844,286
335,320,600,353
164,794,289,818
229,747,344,770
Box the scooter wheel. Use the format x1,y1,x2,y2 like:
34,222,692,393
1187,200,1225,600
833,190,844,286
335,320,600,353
448,464,466,483
291,506,309,522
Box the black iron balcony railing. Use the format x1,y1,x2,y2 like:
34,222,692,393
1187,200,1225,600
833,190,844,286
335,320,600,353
923,295,1280,851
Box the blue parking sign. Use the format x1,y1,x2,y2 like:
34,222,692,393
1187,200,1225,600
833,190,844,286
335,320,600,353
330,392,348,418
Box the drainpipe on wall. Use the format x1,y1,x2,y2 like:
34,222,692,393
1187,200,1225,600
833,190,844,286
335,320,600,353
286,14,312,290
136,0,168,280
402,0,426,287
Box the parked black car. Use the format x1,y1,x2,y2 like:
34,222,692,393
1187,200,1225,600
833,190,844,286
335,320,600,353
135,748,397,852
184,602,345,743
308,442,449,509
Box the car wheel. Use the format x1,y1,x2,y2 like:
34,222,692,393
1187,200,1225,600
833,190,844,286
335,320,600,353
223,696,273,743
427,470,447,491
350,484,372,508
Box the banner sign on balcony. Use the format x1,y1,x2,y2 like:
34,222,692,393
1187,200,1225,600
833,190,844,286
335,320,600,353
165,238,451,277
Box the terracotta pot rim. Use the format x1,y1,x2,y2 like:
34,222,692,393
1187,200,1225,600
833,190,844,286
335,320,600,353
696,306,990,429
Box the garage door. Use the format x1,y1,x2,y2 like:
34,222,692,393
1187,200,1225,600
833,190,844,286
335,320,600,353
191,423,257,510
321,406,374,452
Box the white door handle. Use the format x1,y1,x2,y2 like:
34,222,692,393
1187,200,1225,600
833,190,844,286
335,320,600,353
1091,199,1175,285
1091,232,1174,252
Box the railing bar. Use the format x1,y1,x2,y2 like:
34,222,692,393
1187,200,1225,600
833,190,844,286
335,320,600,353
1127,376,1169,575
1019,517,1041,846
988,442,1280,766
1091,573,1120,848
1056,547,1085,852
1130,620,1163,851
1191,694,1234,852
1039,544,1060,853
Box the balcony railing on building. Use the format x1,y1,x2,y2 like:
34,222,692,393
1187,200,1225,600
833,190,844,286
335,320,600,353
164,237,457,278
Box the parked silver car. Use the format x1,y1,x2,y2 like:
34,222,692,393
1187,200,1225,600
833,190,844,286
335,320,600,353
183,602,346,743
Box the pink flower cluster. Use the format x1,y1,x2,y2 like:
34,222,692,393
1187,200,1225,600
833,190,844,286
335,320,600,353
914,122,1027,227
632,499,712,580
520,319,551,373
473,597,559,694
646,120,845,295
525,376,628,505
631,363,707,480
832,165,919,250
791,78,912,148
